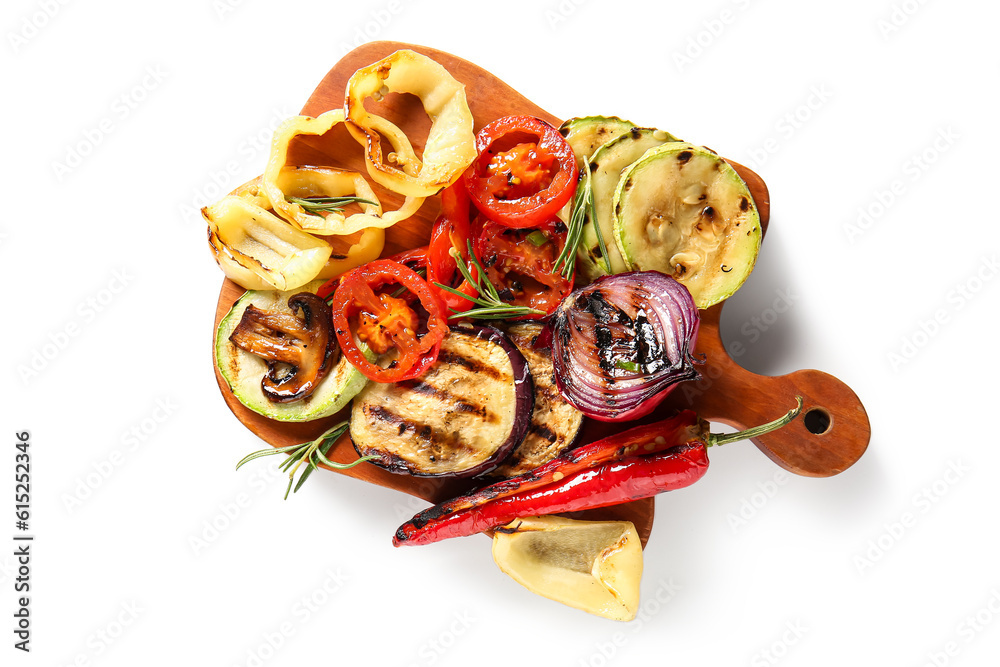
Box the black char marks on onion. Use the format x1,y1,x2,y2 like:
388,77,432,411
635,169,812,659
550,271,700,422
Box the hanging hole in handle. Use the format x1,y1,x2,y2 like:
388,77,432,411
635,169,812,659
804,407,832,435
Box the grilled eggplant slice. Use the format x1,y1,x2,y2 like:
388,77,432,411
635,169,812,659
350,324,533,477
492,323,584,478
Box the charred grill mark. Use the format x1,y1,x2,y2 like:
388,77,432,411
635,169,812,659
677,150,693,166
437,349,511,381
580,289,634,326
396,379,497,422
594,325,614,349
740,196,750,211
635,312,666,373
363,404,407,428
362,404,482,468
529,421,558,444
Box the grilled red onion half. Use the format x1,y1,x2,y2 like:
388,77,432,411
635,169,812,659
549,271,700,422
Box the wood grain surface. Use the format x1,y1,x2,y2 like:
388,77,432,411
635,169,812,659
212,41,870,548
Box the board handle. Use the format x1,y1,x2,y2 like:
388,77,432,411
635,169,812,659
673,306,871,477
719,369,869,477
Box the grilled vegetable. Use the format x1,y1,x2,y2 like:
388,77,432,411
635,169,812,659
204,196,331,291
345,49,476,198
576,128,679,282
331,259,449,384
613,143,761,309
558,116,637,169
472,218,573,319
397,442,708,546
492,323,583,477
464,115,577,229
350,324,533,477
427,182,479,314
215,281,371,422
228,292,335,403
393,399,802,547
550,271,700,422
492,516,643,621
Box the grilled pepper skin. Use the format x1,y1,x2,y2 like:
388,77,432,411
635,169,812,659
404,411,706,523
393,442,708,547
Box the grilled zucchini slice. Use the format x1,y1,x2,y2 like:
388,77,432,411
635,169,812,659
576,127,679,283
215,281,371,422
558,116,636,169
612,143,761,309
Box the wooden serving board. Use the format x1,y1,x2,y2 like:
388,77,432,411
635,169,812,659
213,42,870,548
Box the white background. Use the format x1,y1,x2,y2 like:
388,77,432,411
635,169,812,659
3,0,999,665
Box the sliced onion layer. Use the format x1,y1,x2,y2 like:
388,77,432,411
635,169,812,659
550,271,700,422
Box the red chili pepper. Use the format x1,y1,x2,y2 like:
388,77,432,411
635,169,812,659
427,182,478,313
392,398,802,547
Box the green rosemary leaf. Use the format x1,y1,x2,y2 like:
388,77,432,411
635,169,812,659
279,451,302,472
291,457,318,495
554,165,593,279
458,305,546,320
235,442,305,471
587,167,611,275
287,195,377,215
433,281,545,320
615,359,640,372
313,447,376,470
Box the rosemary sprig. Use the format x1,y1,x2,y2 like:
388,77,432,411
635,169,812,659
235,420,374,499
287,195,377,215
553,164,607,278
588,169,612,275
434,240,546,321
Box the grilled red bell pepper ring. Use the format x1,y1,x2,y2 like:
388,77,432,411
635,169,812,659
316,247,429,303
463,115,577,229
386,245,429,274
331,259,448,383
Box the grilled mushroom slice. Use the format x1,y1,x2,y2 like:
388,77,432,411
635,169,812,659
228,292,336,403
